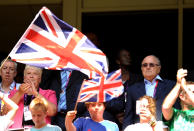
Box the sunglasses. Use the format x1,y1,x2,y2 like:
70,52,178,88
142,63,160,68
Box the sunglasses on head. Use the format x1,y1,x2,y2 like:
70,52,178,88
141,63,160,67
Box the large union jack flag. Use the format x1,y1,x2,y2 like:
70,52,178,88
9,7,108,78
78,69,124,102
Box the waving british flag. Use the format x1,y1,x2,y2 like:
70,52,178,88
78,69,124,102
9,7,108,78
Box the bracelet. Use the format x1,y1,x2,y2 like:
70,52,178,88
148,118,157,127
35,92,39,97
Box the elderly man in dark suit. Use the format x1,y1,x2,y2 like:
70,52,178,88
122,55,181,130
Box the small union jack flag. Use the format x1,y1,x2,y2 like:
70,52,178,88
9,7,108,78
78,69,124,102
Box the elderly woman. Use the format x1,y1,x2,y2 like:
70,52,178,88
8,65,57,129
124,95,167,131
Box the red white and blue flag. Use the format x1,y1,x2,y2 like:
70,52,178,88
78,69,124,102
9,7,108,78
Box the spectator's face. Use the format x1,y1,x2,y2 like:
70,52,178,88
0,61,16,83
138,98,152,122
117,50,131,66
186,84,194,92
88,102,105,120
180,84,194,107
141,56,161,81
31,108,47,127
24,67,41,89
187,85,194,107
86,33,100,47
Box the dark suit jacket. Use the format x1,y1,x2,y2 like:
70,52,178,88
40,69,88,111
122,79,181,130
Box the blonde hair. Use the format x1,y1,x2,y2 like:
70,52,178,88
29,98,48,113
1,59,17,71
139,95,156,118
24,65,42,76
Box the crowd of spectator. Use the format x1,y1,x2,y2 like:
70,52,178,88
0,33,193,131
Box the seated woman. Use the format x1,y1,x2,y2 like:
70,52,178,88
0,91,18,131
124,95,167,131
7,65,57,129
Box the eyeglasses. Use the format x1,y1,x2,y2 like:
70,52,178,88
141,63,160,68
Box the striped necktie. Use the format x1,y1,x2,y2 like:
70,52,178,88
58,70,70,111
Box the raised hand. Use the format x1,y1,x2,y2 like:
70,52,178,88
18,83,31,94
139,107,153,122
66,110,77,122
177,68,187,84
24,79,38,96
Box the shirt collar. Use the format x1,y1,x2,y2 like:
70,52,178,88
10,81,16,90
144,75,163,84
0,81,16,92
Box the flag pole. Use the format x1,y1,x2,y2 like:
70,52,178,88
0,56,10,70
74,79,86,111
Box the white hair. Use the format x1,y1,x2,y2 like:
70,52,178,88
24,65,42,76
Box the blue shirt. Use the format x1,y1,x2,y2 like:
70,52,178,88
30,124,62,131
74,117,119,131
144,75,162,97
